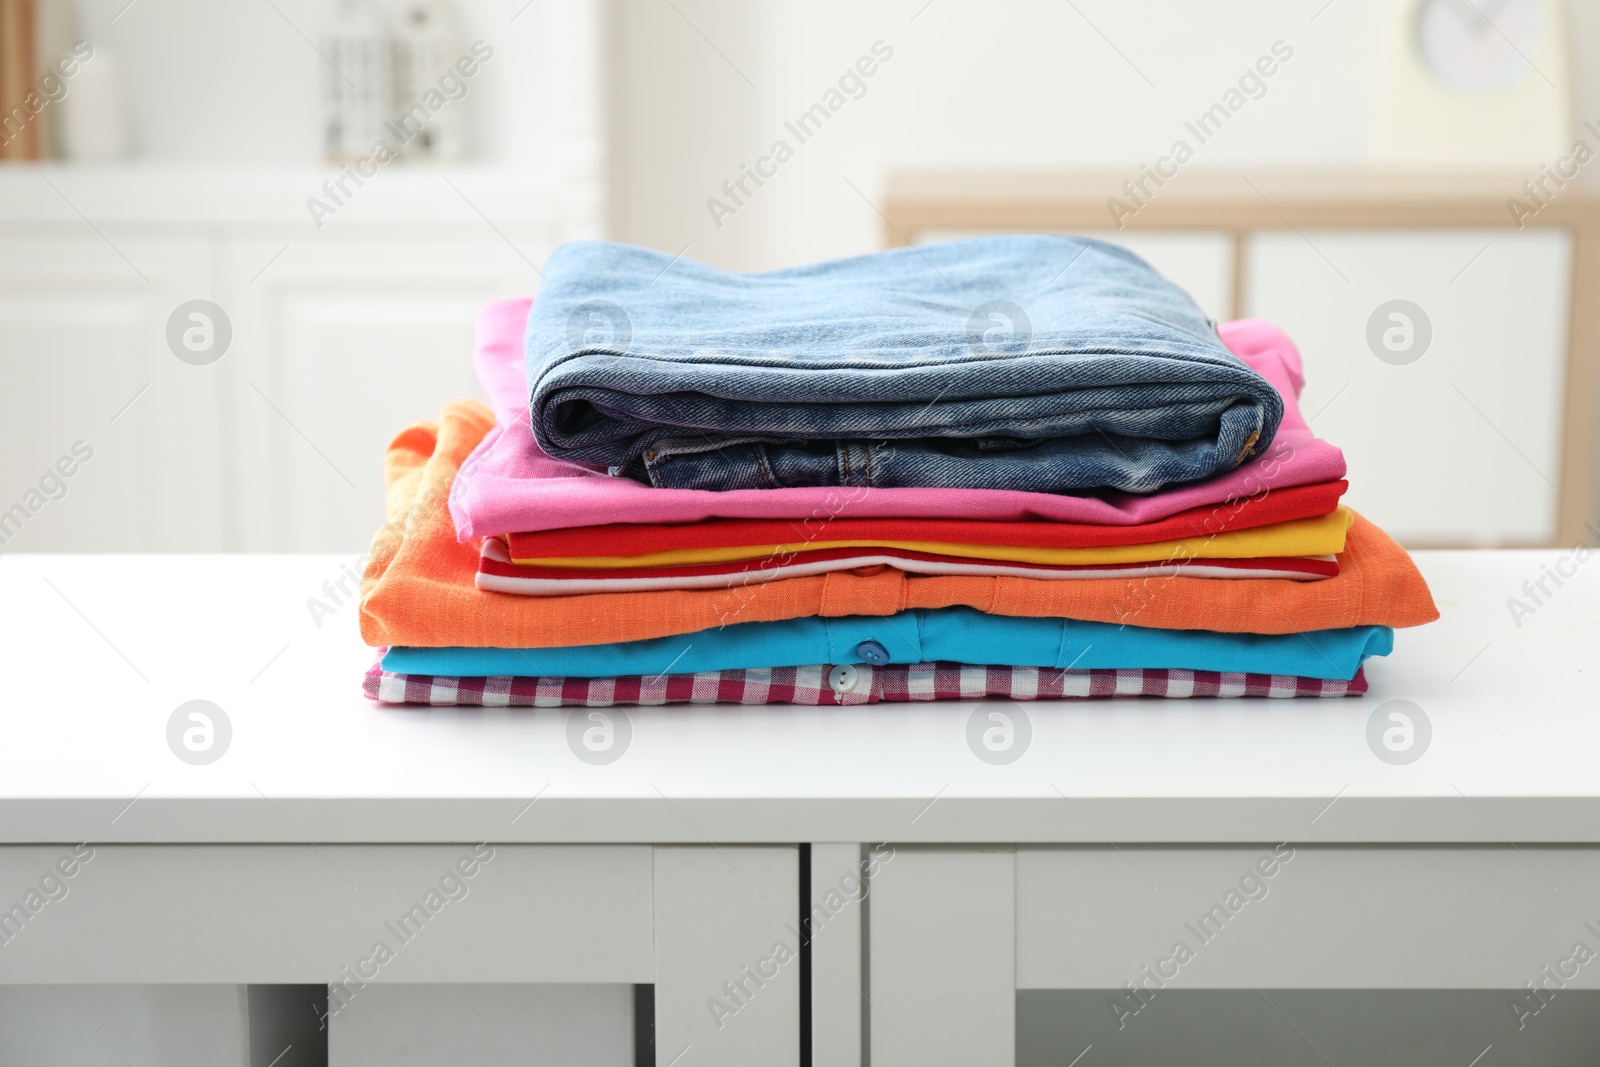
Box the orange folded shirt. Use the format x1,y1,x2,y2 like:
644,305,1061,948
360,401,1440,649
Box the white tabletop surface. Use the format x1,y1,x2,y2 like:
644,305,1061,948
0,551,1594,845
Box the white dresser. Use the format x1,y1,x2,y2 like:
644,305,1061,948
0,549,1596,1064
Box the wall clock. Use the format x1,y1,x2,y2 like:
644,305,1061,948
1372,0,1573,168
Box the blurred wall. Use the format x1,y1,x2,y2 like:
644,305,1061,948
605,0,1600,537
1573,0,1600,135
605,0,1598,271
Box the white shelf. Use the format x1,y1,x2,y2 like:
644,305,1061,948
0,162,561,227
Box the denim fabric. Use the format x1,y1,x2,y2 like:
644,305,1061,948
525,236,1284,493
383,609,1392,682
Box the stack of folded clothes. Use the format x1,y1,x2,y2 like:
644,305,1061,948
360,236,1438,706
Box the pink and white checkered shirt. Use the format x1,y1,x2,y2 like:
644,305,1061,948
365,660,1367,706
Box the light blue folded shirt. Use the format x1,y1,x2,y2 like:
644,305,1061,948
382,607,1391,681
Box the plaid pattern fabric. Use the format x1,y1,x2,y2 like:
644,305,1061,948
364,660,1368,706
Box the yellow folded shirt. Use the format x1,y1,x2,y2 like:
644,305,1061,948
516,508,1355,570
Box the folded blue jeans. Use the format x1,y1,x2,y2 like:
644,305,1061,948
383,608,1391,681
525,236,1284,493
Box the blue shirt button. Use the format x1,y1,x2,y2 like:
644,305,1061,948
854,640,890,665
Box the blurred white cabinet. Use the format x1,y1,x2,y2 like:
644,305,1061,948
221,238,542,552
0,172,566,552
0,237,225,552
1247,229,1570,546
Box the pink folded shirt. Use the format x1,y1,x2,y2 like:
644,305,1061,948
450,299,1346,540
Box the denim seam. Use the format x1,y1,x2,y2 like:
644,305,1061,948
863,442,875,486
534,344,1247,378
624,399,1270,449
841,444,854,488
628,433,782,460
642,442,781,487
878,400,1268,437
1232,430,1261,464
752,444,778,489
